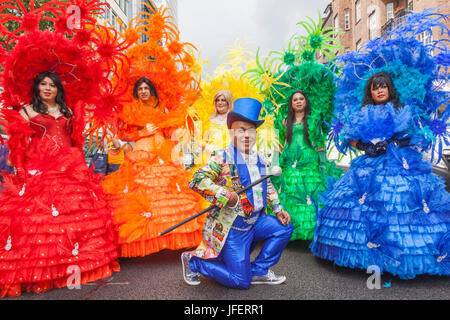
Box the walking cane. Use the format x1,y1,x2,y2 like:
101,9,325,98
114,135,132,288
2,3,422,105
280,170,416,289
159,166,283,236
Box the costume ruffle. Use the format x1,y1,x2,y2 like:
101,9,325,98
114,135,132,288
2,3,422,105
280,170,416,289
0,0,135,298
0,148,120,297
272,124,343,240
310,146,450,279
341,103,413,144
102,133,205,257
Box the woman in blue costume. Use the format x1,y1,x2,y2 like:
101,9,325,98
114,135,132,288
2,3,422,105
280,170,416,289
310,10,450,279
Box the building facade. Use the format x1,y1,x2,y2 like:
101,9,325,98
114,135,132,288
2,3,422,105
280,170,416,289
153,0,179,25
101,0,132,32
319,0,449,63
99,0,178,33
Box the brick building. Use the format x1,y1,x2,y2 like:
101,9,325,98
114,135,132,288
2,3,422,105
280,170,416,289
319,0,450,63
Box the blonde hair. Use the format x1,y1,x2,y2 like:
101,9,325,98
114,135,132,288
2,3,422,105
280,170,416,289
211,90,233,119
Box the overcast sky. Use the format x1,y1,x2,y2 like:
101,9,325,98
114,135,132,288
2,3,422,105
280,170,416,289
178,0,330,72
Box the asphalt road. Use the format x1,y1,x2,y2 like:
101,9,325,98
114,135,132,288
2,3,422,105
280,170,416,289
6,239,449,301
5,166,449,301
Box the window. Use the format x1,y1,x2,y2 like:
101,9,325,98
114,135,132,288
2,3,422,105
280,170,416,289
417,30,433,55
105,7,111,21
386,3,394,21
356,39,362,51
111,11,118,27
118,0,127,15
418,30,433,51
334,14,339,29
423,30,433,46
369,11,377,40
141,3,151,18
407,0,413,11
344,9,350,30
123,0,128,15
355,0,361,23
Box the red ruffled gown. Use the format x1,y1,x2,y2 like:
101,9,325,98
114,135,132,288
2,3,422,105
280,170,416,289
0,113,120,297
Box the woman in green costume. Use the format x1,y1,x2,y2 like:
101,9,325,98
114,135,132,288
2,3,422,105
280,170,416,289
243,12,345,241
273,90,343,241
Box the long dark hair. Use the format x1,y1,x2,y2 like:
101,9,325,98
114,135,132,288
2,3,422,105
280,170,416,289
133,77,159,106
362,71,400,109
31,71,72,118
285,90,312,146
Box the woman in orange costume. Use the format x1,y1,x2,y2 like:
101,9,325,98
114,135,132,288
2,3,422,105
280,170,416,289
101,3,205,257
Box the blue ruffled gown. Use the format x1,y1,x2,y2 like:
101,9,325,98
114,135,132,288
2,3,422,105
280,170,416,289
310,103,450,279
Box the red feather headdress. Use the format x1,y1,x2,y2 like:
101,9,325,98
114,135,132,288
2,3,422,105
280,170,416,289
0,0,130,166
0,0,129,140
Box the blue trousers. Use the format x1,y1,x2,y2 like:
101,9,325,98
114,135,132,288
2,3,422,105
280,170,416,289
190,213,293,289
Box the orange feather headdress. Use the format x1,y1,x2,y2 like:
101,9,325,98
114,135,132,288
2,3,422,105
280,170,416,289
110,2,200,132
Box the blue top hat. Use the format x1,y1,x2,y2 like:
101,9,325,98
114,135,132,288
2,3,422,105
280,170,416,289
227,98,265,129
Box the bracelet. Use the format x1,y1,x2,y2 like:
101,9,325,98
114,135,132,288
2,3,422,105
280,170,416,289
273,206,283,215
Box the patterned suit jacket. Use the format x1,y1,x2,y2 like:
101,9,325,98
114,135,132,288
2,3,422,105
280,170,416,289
188,145,283,259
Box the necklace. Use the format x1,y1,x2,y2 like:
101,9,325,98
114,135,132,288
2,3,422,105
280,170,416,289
294,112,304,124
48,105,59,113
212,113,228,125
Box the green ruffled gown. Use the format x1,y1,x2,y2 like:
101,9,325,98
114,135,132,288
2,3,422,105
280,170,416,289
272,123,343,240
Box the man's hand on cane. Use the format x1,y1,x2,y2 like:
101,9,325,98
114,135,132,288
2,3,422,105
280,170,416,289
159,166,283,236
227,191,290,225
226,192,239,208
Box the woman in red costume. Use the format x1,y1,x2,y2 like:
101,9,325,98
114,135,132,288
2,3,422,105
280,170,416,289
0,71,119,297
0,0,128,297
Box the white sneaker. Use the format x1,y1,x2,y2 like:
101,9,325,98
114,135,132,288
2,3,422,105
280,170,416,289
181,252,200,286
251,270,286,285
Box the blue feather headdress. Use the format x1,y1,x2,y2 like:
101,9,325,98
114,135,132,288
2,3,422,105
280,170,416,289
329,8,449,163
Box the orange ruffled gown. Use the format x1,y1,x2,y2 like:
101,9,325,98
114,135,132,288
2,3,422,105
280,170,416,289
102,105,204,257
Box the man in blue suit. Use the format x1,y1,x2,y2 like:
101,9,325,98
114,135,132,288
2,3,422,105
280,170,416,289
181,98,293,289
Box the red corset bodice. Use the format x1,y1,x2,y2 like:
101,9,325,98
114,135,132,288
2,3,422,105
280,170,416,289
28,113,73,153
